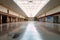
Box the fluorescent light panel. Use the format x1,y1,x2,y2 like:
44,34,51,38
13,0,50,17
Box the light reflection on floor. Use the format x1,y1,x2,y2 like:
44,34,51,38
20,22,42,40
0,21,60,40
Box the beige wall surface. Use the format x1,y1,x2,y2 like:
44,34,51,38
9,10,25,18
39,5,60,18
46,6,60,16
28,17,34,21
0,5,7,13
0,5,25,18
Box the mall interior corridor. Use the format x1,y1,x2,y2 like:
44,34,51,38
0,0,60,40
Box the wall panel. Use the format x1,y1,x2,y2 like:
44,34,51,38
0,5,7,13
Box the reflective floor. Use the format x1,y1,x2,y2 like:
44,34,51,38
0,21,60,40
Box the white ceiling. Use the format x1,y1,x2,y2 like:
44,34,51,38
13,0,50,17
0,0,60,17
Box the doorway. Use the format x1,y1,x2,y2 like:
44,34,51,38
2,15,7,24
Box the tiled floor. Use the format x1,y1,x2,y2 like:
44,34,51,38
0,21,60,40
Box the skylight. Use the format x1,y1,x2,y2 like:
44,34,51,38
13,0,50,17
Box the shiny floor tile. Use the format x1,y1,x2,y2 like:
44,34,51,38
0,21,60,40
